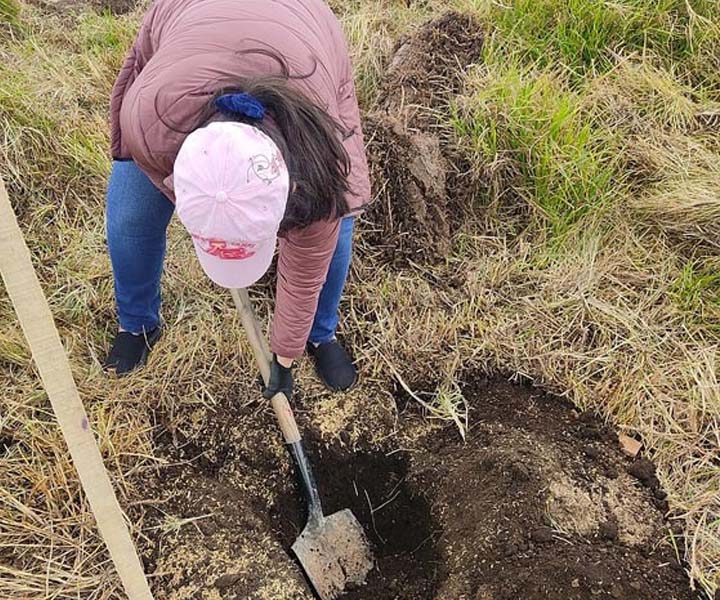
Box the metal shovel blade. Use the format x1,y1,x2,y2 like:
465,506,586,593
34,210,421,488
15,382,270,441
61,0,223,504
292,509,374,600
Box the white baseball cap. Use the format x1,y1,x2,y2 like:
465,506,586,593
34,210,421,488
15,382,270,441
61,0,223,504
173,121,290,289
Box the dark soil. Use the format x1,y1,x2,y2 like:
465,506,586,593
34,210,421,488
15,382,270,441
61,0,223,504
379,11,485,116
363,12,485,267
405,378,693,600
270,441,443,599
139,377,696,600
363,114,451,265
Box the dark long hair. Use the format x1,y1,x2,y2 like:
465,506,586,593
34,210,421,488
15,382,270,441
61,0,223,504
172,49,352,232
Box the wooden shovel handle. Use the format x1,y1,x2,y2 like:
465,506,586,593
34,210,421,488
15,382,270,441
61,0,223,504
229,289,301,444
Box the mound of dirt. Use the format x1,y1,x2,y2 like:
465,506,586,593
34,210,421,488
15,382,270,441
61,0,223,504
364,12,484,266
411,380,691,600
363,114,451,264
379,11,485,118
137,378,693,600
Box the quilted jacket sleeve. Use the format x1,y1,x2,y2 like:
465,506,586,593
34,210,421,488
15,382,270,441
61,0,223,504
270,218,341,359
109,4,159,159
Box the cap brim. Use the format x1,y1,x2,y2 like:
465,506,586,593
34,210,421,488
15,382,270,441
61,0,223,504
192,237,276,289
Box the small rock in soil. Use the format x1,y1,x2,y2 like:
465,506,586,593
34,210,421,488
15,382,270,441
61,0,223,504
619,434,643,457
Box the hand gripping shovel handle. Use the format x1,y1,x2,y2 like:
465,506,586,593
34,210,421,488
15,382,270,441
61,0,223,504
229,289,323,521
229,288,300,443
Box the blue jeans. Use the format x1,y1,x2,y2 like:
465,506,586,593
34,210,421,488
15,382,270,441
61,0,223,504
106,160,354,344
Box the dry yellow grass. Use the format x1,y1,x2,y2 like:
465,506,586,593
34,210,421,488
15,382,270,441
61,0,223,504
1,0,719,598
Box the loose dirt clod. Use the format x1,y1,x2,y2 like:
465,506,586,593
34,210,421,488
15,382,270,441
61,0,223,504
363,114,450,264
379,11,485,116
628,459,659,487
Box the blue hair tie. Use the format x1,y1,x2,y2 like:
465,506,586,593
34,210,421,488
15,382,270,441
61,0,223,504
214,93,265,120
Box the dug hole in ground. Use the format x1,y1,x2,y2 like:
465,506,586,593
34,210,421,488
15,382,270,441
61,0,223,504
128,14,698,600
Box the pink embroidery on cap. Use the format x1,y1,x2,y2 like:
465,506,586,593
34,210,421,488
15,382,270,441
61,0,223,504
247,153,283,185
192,234,257,260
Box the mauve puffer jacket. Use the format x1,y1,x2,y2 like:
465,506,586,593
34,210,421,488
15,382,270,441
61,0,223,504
110,0,371,358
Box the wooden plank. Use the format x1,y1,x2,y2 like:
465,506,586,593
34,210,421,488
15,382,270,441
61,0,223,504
0,176,153,600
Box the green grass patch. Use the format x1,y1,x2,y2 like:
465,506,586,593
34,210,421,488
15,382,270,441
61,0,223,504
672,259,720,331
76,10,136,55
452,60,620,239
0,24,121,203
0,0,20,29
484,0,720,85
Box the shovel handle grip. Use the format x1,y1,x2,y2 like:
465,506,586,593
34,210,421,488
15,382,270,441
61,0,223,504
271,394,302,445
230,288,301,444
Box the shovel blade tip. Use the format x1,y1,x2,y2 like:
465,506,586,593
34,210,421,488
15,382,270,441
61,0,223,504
292,509,374,600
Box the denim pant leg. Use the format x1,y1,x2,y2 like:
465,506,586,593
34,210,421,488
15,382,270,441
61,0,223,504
309,217,355,344
106,160,174,334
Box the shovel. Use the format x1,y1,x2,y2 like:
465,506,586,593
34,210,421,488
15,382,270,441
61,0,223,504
230,289,374,599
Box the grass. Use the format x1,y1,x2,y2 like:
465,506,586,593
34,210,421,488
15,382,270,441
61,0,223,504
1,0,719,598
476,0,720,90
0,0,20,32
451,60,620,239
672,259,720,332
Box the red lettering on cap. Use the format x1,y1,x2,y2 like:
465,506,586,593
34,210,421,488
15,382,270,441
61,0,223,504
192,234,257,260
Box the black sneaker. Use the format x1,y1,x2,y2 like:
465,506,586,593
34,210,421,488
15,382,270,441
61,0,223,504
307,339,357,392
103,326,162,376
